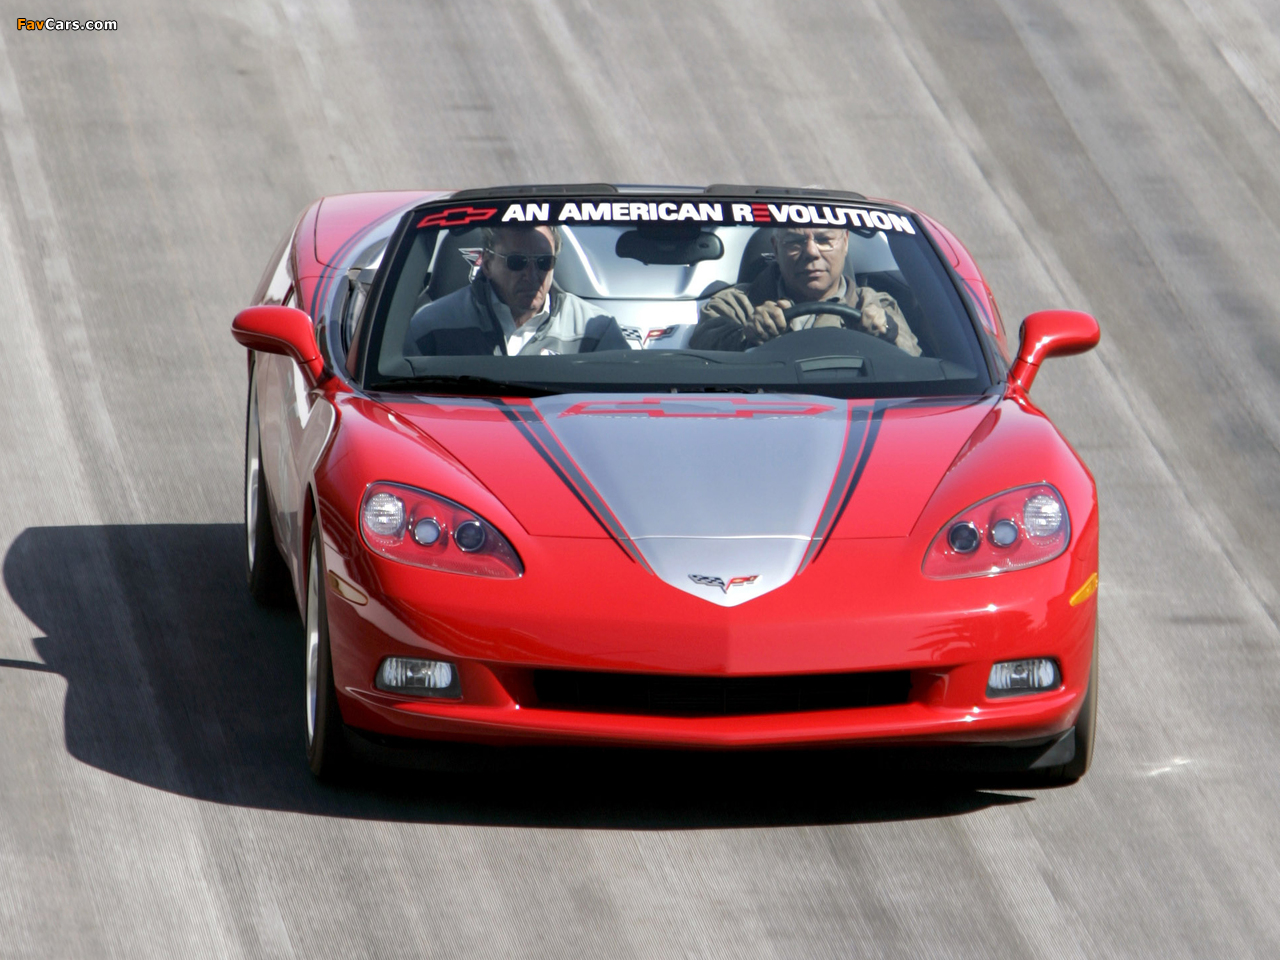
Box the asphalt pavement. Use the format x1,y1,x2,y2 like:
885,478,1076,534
1,1,1279,957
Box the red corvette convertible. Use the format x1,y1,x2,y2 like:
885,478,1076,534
232,185,1100,783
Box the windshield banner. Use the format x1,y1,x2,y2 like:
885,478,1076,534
417,200,917,233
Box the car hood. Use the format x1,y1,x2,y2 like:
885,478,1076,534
384,393,997,605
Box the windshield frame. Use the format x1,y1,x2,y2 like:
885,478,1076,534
354,189,998,399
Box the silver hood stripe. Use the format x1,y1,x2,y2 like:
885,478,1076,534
502,395,880,606
492,401,654,573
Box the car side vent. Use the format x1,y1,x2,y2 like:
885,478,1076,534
531,669,911,717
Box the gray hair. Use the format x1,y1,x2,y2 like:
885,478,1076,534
481,223,562,254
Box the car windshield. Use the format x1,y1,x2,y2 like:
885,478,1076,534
361,195,993,397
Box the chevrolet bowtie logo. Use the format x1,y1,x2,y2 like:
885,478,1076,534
416,205,498,228
689,574,759,593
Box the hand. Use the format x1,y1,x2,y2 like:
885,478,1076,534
701,288,755,327
745,299,792,344
859,296,890,337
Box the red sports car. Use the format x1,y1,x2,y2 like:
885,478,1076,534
232,185,1100,783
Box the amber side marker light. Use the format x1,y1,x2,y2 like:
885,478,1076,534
326,572,368,606
1070,572,1099,607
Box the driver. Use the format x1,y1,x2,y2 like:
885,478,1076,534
405,224,628,356
689,227,921,355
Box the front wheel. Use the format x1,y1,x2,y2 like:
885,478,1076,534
245,366,291,604
305,524,349,780
1038,651,1098,784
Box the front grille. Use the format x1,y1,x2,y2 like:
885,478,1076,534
531,668,912,717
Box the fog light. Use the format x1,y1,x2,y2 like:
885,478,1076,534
376,657,461,698
987,658,1060,697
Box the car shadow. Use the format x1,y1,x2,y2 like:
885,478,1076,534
3,524,1030,828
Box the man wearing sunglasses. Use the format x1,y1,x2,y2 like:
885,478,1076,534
406,224,627,356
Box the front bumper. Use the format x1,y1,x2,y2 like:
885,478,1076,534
323,536,1097,750
342,681,1083,750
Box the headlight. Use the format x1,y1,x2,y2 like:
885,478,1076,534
362,492,406,537
359,482,523,579
922,483,1070,579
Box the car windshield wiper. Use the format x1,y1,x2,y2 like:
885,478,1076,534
368,374,563,397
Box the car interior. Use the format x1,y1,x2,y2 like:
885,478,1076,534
376,222,981,372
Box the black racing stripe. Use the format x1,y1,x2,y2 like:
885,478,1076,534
797,403,872,571
498,406,606,531
517,409,653,571
800,396,993,568
490,400,652,571
805,400,887,566
833,401,887,525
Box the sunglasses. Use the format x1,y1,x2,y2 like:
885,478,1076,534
489,252,556,272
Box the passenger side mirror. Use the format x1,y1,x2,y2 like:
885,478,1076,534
1009,310,1100,393
232,305,326,385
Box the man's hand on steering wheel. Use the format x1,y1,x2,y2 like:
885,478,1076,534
778,298,900,346
857,293,897,342
745,299,792,345
702,289,791,346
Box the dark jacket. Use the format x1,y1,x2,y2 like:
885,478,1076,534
405,276,629,356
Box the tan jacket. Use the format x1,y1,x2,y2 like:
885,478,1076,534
689,263,921,355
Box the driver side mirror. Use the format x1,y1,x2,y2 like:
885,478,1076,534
232,305,326,385
1009,309,1100,393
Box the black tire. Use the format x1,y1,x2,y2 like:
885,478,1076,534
304,523,349,780
1037,649,1098,785
245,364,291,604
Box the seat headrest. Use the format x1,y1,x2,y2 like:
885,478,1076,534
426,227,484,301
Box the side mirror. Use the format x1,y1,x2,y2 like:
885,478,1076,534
232,305,325,385
1009,309,1100,393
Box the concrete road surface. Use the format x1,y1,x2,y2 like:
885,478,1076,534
1,0,1279,956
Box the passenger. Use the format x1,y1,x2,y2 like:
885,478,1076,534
689,227,921,355
405,224,628,356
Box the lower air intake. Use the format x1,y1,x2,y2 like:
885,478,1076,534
531,669,912,717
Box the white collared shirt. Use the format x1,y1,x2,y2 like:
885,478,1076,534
486,284,549,355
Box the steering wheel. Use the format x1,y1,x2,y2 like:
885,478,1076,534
746,300,898,358
780,299,900,347
781,301,862,324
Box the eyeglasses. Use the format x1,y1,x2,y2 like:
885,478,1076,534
777,233,843,254
489,252,557,272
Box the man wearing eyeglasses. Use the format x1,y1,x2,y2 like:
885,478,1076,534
689,227,921,355
406,224,627,356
